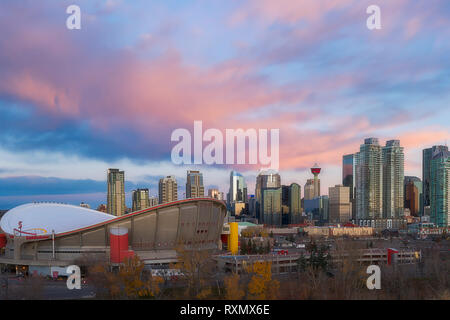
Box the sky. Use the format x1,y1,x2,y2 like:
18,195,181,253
0,0,449,209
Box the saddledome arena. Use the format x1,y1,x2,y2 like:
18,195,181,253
0,198,226,270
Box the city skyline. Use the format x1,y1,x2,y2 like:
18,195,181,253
1,1,450,208
0,140,448,210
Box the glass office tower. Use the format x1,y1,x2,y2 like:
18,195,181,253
430,148,450,227
382,140,404,219
355,138,383,220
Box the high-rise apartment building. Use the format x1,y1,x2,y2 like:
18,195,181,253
423,145,448,215
430,147,450,227
329,185,352,223
382,140,404,219
355,138,383,220
158,176,178,204
107,168,125,216
186,170,204,199
149,196,159,207
132,188,150,212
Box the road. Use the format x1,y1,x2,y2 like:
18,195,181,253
0,275,96,299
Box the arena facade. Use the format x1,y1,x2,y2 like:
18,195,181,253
0,198,227,271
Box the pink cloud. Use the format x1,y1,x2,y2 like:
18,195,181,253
0,0,448,178
231,0,355,25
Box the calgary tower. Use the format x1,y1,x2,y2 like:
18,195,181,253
310,163,321,198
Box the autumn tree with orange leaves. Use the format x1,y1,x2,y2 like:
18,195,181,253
223,273,245,300
88,255,162,299
244,261,279,300
172,244,217,299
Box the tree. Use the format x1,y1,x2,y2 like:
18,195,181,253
117,255,163,299
257,244,264,255
251,240,257,254
297,243,331,274
297,253,308,273
306,240,317,253
224,273,245,300
88,255,162,299
265,241,271,254
172,244,216,299
240,239,248,254
244,261,279,300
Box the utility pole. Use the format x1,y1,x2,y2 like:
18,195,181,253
52,230,55,260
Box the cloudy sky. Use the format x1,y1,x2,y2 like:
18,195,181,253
0,0,449,209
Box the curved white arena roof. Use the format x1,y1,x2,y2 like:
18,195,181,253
0,203,116,236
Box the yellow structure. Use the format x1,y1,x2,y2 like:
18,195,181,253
228,222,239,255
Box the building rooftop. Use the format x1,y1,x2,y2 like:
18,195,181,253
0,203,115,236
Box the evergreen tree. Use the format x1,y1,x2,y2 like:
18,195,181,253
297,253,308,273
265,241,271,254
240,238,247,254
251,240,257,254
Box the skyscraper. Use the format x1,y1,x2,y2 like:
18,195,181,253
304,195,329,223
342,154,355,200
282,185,290,225
430,147,450,227
107,168,125,216
382,140,404,219
423,145,448,215
261,187,282,226
404,176,422,217
255,170,281,221
355,138,383,220
228,171,247,215
288,183,302,224
208,188,224,200
329,185,352,223
159,176,178,204
132,188,150,212
149,196,159,207
186,170,204,199
343,154,356,219
304,179,316,200
255,170,281,201
229,171,247,203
